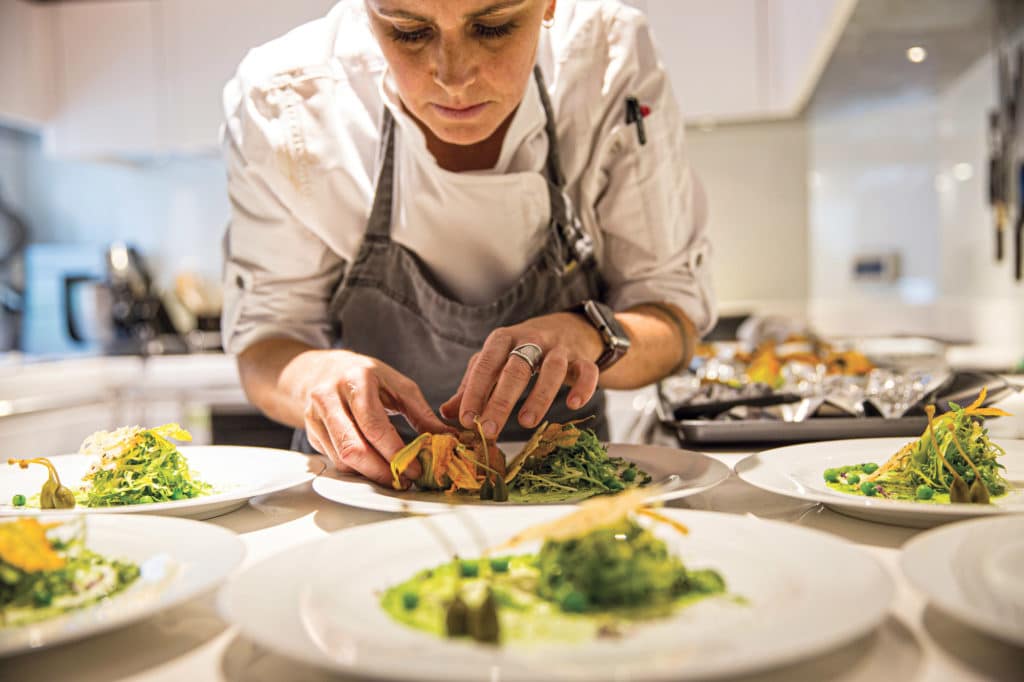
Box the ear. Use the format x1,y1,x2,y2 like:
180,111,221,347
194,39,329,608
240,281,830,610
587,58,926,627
545,0,557,22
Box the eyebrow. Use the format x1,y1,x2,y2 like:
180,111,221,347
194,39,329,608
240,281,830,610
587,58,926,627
375,0,528,22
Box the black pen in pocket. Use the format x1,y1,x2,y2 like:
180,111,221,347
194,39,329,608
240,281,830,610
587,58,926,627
625,96,649,145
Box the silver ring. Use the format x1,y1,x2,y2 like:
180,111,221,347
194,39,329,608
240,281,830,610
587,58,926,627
509,343,543,375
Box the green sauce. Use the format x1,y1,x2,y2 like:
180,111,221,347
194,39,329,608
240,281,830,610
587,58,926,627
381,554,725,645
824,464,1006,504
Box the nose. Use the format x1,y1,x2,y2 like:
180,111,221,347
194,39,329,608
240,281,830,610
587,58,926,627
432,39,476,94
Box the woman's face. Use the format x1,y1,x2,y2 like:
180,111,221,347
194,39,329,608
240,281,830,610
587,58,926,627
366,0,554,147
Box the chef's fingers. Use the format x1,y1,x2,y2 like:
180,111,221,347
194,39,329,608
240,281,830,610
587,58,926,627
305,416,357,474
518,347,568,429
345,372,421,480
478,350,536,439
389,377,452,436
441,353,480,420
311,385,397,487
566,360,600,410
458,331,516,429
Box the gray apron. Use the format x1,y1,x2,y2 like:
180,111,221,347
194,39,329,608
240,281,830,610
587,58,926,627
294,67,607,452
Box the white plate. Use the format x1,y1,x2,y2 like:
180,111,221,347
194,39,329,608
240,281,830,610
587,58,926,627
219,507,893,681
312,443,731,513
901,516,1024,646
1,514,244,657
1,446,323,520
736,438,1024,528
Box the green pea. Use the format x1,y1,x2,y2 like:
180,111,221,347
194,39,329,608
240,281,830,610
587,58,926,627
862,463,879,474
138,495,155,505
459,560,479,578
11,494,26,507
916,485,934,500
489,557,510,573
402,592,419,610
824,469,839,483
561,591,588,613
846,473,861,485
621,467,637,482
860,481,877,496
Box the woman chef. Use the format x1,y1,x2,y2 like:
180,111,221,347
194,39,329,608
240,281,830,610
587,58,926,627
221,0,715,487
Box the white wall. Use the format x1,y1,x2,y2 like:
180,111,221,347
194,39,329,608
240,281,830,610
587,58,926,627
0,131,227,287
807,32,1024,351
685,119,809,318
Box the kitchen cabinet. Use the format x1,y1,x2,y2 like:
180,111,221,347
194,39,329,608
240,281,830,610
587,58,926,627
645,0,856,123
0,0,57,129
44,1,166,158
35,0,856,156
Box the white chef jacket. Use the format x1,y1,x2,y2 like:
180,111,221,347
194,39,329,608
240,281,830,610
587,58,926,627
221,0,715,355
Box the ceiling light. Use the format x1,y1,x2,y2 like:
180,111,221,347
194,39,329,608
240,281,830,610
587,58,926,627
952,163,973,182
907,46,927,63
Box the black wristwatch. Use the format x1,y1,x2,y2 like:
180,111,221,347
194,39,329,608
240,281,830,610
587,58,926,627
570,300,631,370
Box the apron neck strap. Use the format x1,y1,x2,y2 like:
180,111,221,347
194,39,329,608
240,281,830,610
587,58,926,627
365,109,397,239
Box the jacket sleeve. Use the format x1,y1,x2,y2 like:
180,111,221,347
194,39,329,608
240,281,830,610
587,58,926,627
219,63,346,355
584,3,717,335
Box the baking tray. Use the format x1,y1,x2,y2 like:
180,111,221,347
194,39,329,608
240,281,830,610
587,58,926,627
673,416,929,444
659,371,1018,445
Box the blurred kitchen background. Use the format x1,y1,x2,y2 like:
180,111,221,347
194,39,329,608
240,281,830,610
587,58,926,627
1,0,1023,456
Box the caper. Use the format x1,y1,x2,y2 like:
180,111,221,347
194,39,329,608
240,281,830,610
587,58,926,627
969,478,991,505
846,473,861,485
459,560,479,578
950,476,971,504
468,588,500,644
859,481,877,496
621,467,637,482
915,485,934,500
489,557,510,573
53,486,76,509
493,476,509,502
823,469,839,483
11,494,26,507
479,477,494,501
862,463,879,474
39,479,57,509
445,595,469,637
402,592,419,610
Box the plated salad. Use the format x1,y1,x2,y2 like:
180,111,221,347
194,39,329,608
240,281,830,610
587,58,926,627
824,389,1012,504
381,490,728,645
389,420,651,503
8,423,212,509
1,517,140,626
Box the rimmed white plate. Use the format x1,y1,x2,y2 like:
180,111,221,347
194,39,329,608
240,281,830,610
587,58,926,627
219,507,893,681
1,514,244,657
1,446,323,520
902,516,1024,646
312,443,730,513
736,438,1024,528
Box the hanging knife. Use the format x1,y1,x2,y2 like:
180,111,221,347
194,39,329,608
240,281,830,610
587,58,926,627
990,111,1007,261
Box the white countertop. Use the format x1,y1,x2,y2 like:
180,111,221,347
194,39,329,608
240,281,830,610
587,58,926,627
5,447,1023,682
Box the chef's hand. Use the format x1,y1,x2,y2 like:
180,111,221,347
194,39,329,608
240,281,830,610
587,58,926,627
303,350,449,486
440,313,605,439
